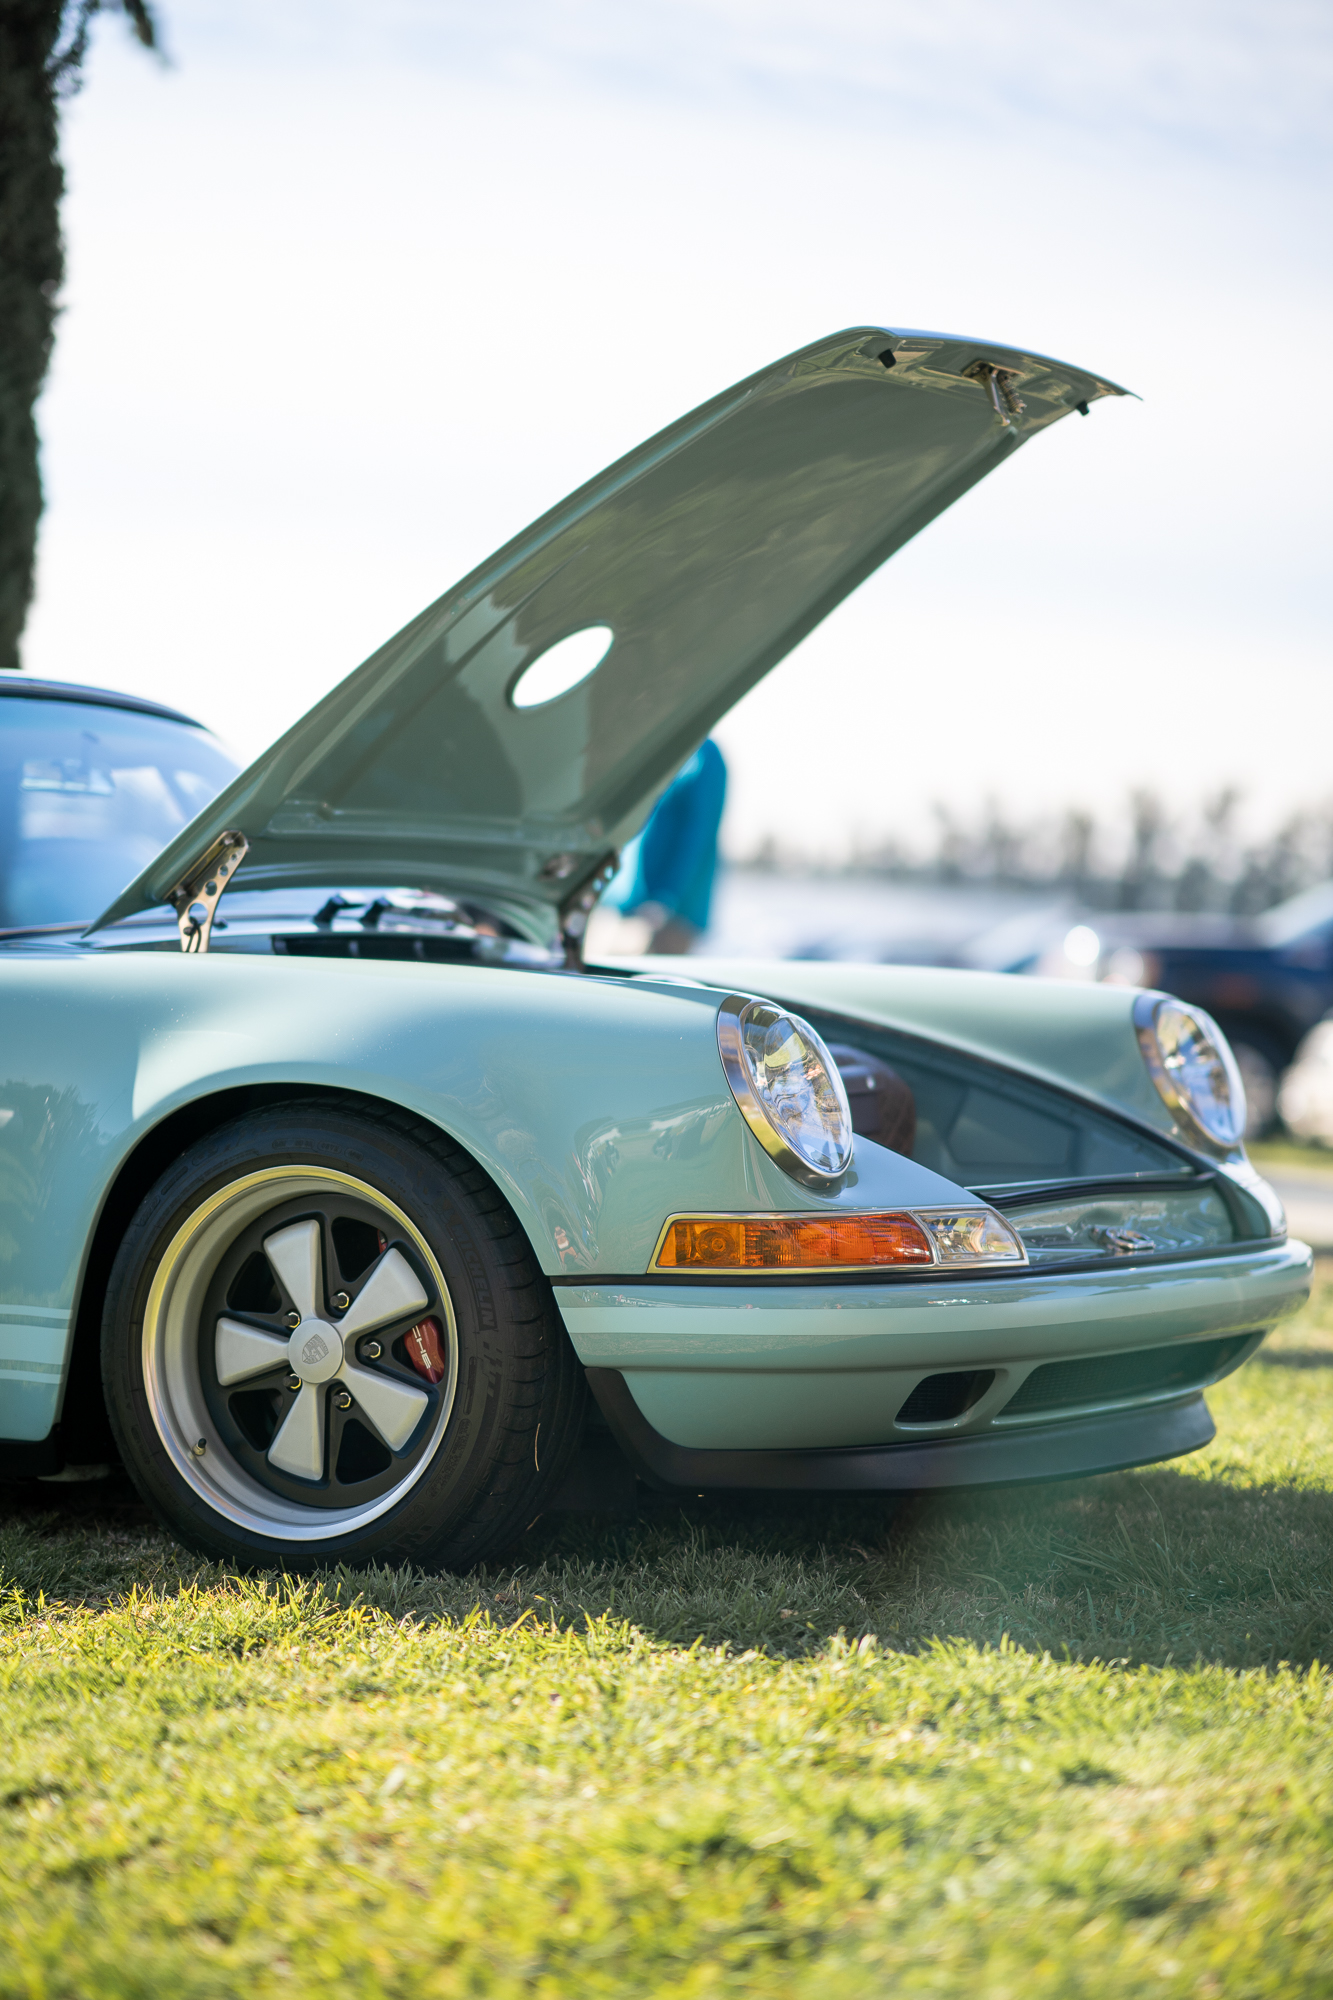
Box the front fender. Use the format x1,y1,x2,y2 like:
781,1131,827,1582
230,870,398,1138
0,950,978,1438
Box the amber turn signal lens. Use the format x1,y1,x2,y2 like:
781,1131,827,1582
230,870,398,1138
654,1212,934,1272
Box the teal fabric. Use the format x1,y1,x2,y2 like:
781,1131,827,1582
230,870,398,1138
617,740,727,932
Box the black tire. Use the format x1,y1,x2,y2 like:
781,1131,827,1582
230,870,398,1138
101,1099,586,1571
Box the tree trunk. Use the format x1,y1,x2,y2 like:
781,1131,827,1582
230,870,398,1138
0,2,64,673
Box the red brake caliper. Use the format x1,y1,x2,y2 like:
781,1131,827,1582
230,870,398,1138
405,1318,447,1384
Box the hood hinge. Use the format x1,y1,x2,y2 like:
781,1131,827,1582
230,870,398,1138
169,829,249,953
558,851,619,970
963,358,1026,426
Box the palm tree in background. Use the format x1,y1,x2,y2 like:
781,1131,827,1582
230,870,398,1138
0,0,158,672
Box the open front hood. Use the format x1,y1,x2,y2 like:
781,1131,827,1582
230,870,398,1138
93,326,1125,940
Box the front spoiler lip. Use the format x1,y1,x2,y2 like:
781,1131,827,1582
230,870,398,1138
586,1369,1217,1492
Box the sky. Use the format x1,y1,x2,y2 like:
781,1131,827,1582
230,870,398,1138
21,0,1333,865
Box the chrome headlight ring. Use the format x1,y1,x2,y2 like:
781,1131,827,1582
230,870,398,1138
1133,990,1247,1153
717,993,854,1188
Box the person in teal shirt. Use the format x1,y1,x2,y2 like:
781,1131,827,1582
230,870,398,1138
614,739,727,953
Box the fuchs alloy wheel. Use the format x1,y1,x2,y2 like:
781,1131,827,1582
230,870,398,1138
101,1101,586,1570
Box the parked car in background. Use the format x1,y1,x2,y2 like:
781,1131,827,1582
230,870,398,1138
781,882,1333,1139
0,327,1308,1572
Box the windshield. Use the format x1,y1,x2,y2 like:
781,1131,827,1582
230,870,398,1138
0,698,240,928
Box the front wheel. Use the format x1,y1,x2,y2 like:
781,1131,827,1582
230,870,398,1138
102,1101,586,1570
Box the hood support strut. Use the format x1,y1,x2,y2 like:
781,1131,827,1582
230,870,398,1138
169,830,249,953
557,851,619,969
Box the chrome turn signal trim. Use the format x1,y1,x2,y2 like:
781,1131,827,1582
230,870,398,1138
648,1207,1028,1275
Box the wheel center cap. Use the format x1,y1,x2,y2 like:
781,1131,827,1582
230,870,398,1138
287,1316,343,1385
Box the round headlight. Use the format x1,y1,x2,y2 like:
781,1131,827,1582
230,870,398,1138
1133,992,1246,1150
717,995,854,1184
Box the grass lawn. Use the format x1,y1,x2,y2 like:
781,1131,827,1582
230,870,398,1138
3,1272,1333,1996
1248,1137,1333,1175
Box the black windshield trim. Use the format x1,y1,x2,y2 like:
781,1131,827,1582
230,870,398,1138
0,677,204,728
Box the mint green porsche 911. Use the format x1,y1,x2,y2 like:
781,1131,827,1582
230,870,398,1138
0,327,1310,1570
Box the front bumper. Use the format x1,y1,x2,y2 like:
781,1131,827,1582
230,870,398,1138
584,1367,1218,1492
555,1240,1311,1468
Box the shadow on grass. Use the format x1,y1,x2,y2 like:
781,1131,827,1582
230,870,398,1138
1256,1348,1333,1369
4,1454,1332,1673
520,1466,1333,1671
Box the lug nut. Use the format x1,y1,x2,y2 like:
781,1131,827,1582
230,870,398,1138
334,1389,353,1411
333,1291,350,1310
286,1310,301,1330
287,1373,302,1391
362,1340,382,1361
